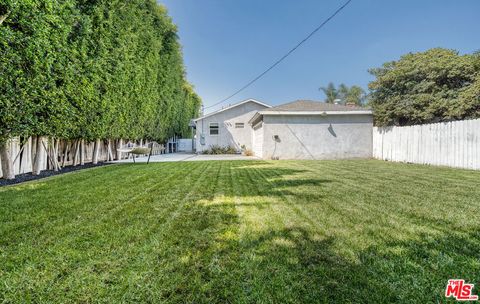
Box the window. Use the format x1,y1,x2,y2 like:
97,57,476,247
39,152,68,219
235,123,245,129
209,123,219,135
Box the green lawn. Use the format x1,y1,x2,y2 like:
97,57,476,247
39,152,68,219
1,160,479,303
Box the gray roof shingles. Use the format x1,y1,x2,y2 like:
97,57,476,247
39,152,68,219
262,100,369,112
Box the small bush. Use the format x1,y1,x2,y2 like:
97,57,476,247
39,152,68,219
244,149,254,156
203,145,238,155
209,145,224,154
225,146,237,154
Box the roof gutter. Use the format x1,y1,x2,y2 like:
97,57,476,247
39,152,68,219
194,98,272,122
258,110,372,116
248,110,372,125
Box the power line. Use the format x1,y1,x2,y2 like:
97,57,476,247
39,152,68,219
204,0,353,110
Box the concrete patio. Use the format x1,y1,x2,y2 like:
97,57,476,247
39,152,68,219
112,153,260,163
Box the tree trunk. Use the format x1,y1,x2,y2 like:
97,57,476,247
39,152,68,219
62,141,69,167
42,139,55,171
0,140,15,180
107,140,114,161
53,139,60,171
73,140,79,166
32,136,46,175
117,139,123,160
92,139,100,164
80,139,85,166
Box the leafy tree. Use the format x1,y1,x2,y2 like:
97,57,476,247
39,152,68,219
368,48,479,126
319,82,338,103
337,84,348,102
453,75,480,120
319,83,365,105
345,85,366,105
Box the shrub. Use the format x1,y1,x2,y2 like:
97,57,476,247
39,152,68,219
244,149,254,156
203,145,238,155
225,146,237,154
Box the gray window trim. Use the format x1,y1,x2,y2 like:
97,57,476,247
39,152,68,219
209,122,219,136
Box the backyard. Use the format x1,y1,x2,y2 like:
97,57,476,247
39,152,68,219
0,159,479,303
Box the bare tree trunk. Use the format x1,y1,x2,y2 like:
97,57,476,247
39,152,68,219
32,136,46,175
43,138,60,172
108,140,114,161
53,139,60,171
61,140,69,167
42,139,55,171
12,140,26,165
0,140,15,180
73,140,80,166
92,139,100,164
80,139,85,165
117,139,123,160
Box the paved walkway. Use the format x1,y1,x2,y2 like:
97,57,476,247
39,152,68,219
112,152,260,163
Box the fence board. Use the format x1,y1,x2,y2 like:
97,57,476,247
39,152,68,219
373,119,480,170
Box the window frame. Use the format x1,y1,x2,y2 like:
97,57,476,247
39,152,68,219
235,122,245,129
209,122,219,136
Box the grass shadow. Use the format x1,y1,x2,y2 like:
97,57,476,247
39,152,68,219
1,160,479,303
193,223,480,303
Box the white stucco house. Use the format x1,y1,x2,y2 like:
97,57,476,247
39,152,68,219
194,99,373,160
193,99,271,153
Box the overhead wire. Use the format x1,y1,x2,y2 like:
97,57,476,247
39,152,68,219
203,0,353,110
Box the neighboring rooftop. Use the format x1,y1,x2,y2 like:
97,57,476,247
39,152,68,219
262,100,369,112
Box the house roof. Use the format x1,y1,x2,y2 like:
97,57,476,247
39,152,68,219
262,100,370,112
193,98,271,122
249,100,372,125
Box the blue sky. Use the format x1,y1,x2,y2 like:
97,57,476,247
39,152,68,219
160,0,479,112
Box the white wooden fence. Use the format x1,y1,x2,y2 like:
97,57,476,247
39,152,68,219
373,119,480,170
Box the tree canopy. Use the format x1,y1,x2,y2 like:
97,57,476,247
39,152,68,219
319,82,366,105
368,48,480,126
320,82,366,106
0,0,201,143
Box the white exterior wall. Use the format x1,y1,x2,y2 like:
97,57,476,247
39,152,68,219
177,139,194,152
252,122,264,157
260,114,373,160
195,101,269,153
373,119,480,170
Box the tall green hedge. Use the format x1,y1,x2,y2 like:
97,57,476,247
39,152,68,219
0,0,201,143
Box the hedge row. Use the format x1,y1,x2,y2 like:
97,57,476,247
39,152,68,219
0,0,201,143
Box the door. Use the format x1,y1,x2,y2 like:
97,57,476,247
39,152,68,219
253,123,263,158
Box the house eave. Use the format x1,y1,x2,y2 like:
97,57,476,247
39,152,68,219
248,110,372,125
194,98,271,123
258,110,373,116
